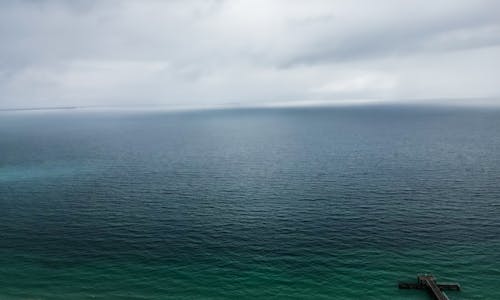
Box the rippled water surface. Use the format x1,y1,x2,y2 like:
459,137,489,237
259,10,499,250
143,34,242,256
1,107,500,299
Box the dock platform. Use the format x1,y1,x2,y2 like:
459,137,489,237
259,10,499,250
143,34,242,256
399,275,460,300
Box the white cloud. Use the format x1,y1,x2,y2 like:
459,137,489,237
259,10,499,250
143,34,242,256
313,72,398,95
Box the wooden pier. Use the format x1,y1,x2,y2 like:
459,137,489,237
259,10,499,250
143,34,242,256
399,275,460,300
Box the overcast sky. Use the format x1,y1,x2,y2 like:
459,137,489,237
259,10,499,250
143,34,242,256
1,0,499,109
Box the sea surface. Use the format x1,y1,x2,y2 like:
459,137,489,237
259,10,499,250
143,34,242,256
1,106,499,299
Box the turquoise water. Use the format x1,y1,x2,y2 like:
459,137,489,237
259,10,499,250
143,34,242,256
1,106,499,299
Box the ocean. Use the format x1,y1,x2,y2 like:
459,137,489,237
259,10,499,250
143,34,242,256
1,106,499,299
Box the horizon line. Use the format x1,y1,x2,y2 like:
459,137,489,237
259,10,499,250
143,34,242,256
1,97,500,112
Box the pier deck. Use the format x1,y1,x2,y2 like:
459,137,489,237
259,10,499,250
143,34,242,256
399,275,460,300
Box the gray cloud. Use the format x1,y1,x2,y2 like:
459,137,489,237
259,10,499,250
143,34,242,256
0,0,499,109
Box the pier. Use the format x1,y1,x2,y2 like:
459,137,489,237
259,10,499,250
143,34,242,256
399,275,460,300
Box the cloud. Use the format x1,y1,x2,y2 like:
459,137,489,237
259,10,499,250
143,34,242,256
0,0,499,108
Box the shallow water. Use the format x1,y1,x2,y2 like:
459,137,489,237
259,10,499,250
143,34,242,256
1,106,499,299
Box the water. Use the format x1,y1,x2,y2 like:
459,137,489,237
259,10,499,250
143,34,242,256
1,106,499,299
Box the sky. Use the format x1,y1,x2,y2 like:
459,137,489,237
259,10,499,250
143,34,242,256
1,0,500,109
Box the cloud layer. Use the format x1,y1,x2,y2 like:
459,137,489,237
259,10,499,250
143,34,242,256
1,0,500,108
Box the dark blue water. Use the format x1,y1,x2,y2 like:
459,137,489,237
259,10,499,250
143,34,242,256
1,106,500,299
